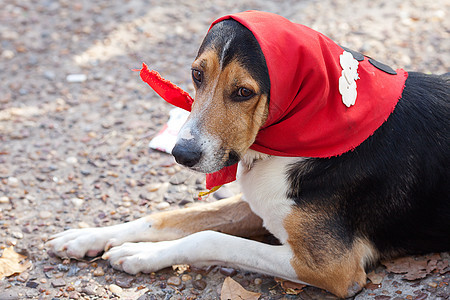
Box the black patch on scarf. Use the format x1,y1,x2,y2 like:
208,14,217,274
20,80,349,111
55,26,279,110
340,46,365,61
369,58,397,75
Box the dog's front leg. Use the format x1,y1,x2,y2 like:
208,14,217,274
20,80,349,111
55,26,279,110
102,230,302,282
47,194,266,259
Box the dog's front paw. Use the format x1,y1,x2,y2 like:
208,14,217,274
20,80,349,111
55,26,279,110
103,241,177,274
47,227,124,259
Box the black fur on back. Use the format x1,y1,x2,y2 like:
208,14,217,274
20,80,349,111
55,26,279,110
287,72,450,258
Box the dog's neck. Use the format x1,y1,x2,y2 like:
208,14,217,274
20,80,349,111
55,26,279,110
240,149,271,172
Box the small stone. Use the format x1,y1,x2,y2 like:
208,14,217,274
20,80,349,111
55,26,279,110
169,172,189,185
66,156,78,164
43,71,56,81
147,183,161,192
156,202,170,210
167,276,181,286
11,231,23,239
2,50,15,59
107,160,120,167
71,198,84,208
67,265,80,276
68,291,79,299
0,196,9,203
193,279,207,290
81,284,98,295
25,290,39,298
115,276,134,288
195,274,202,280
78,222,89,228
428,281,438,288
7,177,19,187
181,274,192,282
39,211,52,219
219,267,237,277
17,272,29,282
125,178,137,187
109,284,123,294
51,279,66,287
80,170,91,176
26,281,39,288
66,74,87,83
254,278,262,285
93,266,105,276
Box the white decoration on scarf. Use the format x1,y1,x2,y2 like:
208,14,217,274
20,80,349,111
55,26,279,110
338,51,360,107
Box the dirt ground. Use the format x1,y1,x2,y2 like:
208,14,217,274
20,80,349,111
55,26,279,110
0,0,449,299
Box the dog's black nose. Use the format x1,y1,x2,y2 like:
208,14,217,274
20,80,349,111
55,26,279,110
172,140,202,168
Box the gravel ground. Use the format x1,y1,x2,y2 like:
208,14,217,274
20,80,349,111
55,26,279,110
0,0,449,299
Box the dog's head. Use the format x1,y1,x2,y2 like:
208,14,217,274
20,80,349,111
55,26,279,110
172,20,270,173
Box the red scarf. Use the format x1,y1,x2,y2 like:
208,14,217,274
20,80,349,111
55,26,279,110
140,11,408,190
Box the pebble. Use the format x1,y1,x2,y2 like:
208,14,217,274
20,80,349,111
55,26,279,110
66,74,87,83
254,278,262,285
156,201,170,210
115,276,134,288
26,281,39,288
78,222,90,228
167,276,182,286
109,284,123,294
11,231,23,239
68,291,80,299
17,272,29,282
428,282,438,288
125,178,137,187
51,278,66,287
93,266,105,276
67,265,80,276
147,182,162,192
39,211,52,219
81,284,98,295
71,197,84,208
66,156,78,164
43,70,56,81
7,177,19,187
193,279,207,290
0,196,9,203
2,50,15,59
219,267,237,277
181,274,192,282
169,172,190,185
195,274,202,280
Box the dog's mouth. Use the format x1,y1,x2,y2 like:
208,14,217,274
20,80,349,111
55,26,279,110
224,150,240,167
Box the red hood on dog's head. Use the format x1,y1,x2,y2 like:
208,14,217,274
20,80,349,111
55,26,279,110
140,11,408,189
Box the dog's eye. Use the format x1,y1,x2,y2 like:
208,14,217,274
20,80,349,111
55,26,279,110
192,69,202,84
237,87,254,99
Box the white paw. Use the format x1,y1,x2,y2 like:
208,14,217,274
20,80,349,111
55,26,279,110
47,227,124,259
103,241,178,274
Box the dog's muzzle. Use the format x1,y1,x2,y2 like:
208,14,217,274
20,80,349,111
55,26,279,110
172,139,203,168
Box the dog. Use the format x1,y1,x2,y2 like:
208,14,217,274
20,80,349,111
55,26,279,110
48,11,449,298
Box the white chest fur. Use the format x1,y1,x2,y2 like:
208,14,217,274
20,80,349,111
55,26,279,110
237,151,301,244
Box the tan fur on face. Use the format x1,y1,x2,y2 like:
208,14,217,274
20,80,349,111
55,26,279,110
284,207,378,298
190,49,269,162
